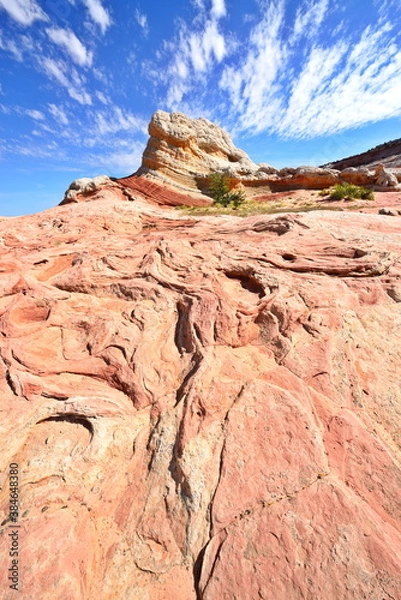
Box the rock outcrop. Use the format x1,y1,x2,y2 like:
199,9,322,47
135,110,265,192
132,111,400,197
323,137,401,170
1,184,401,599
375,164,399,187
61,175,121,203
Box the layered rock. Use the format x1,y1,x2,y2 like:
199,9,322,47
132,111,400,196
268,165,340,191
0,188,401,599
323,137,401,170
61,175,127,205
135,110,265,192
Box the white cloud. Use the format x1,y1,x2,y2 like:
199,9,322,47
48,103,69,125
217,1,401,139
275,23,401,138
91,146,144,173
220,0,286,131
82,0,111,34
95,107,146,136
163,1,228,108
96,91,109,104
0,32,35,61
187,20,227,72
135,9,149,36
292,0,329,43
69,88,92,105
0,33,23,61
25,108,45,120
40,57,92,105
46,28,93,67
200,20,226,64
0,0,47,26
211,0,226,20
41,57,70,87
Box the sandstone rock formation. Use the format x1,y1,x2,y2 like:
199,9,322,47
132,111,400,197
61,173,211,208
375,164,399,187
0,182,401,599
135,110,265,192
62,175,121,203
338,166,376,186
268,165,339,191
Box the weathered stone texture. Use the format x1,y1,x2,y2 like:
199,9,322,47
0,192,401,599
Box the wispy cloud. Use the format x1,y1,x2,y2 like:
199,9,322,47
0,31,35,62
82,0,111,34
95,91,109,104
40,57,92,105
291,0,329,43
277,23,401,138
94,106,147,136
0,0,48,26
25,108,45,120
220,0,286,132
163,1,228,107
0,32,23,61
46,27,93,67
217,0,401,138
48,103,69,125
89,145,144,174
135,9,149,36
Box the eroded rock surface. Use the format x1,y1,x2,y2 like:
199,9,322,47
0,189,401,599
135,110,263,192
375,164,400,188
131,111,400,198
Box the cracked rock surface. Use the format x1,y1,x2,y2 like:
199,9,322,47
0,194,401,599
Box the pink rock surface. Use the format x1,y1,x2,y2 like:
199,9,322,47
0,194,401,599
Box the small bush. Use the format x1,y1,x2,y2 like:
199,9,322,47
329,183,374,201
208,172,245,208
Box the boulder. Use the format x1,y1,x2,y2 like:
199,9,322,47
378,207,401,216
375,164,399,187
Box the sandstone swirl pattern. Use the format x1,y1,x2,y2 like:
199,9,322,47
0,189,401,599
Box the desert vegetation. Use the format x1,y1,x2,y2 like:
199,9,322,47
208,172,246,208
321,183,374,201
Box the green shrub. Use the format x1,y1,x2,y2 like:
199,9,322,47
329,183,374,201
208,172,245,208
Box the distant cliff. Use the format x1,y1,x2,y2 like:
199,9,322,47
322,138,401,170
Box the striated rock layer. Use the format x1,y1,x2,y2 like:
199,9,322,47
134,109,264,191
0,186,401,599
323,137,401,170
131,111,401,197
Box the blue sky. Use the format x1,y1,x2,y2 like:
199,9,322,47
0,0,401,216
